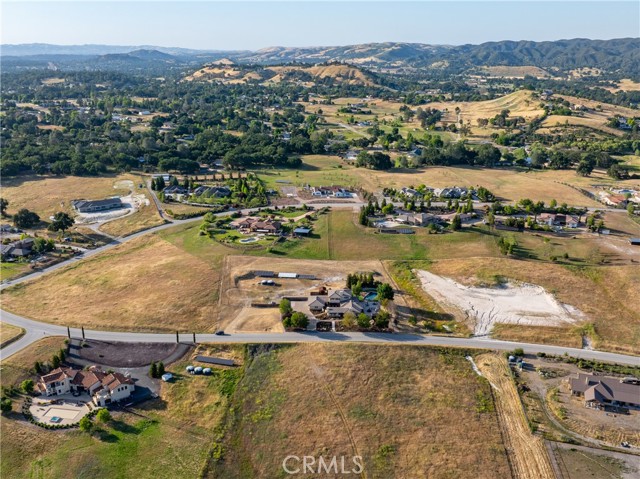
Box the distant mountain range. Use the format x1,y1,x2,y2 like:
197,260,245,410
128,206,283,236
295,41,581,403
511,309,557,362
0,43,244,57
2,38,639,76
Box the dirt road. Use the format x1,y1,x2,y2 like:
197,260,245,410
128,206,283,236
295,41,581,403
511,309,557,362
477,353,556,479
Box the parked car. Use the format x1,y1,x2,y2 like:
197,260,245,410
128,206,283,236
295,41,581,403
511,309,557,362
215,330,225,336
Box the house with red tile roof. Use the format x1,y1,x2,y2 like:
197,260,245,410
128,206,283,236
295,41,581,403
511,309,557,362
36,366,135,406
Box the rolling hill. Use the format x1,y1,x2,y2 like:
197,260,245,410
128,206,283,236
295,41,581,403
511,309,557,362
183,61,379,86
3,38,639,77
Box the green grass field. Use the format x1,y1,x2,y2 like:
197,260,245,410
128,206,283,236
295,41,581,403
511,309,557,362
0,261,31,281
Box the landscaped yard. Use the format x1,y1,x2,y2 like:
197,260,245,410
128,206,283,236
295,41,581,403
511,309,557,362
0,344,223,479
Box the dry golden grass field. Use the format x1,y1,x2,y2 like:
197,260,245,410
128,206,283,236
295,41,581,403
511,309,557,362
476,354,555,479
259,155,605,206
0,234,230,332
0,322,24,346
0,336,67,387
208,343,510,479
1,173,135,221
604,78,640,92
429,90,545,124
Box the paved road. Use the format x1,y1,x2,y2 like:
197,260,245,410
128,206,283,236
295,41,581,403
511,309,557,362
1,200,636,365
1,307,638,365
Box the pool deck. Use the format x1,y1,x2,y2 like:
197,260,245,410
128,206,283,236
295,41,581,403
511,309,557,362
30,395,92,425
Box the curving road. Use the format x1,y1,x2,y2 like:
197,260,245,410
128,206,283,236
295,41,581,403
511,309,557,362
1,307,638,365
1,201,638,366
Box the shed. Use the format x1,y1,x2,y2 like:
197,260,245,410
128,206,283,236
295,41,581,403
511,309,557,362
161,373,173,382
195,355,235,367
293,227,311,236
630,238,640,246
278,272,298,279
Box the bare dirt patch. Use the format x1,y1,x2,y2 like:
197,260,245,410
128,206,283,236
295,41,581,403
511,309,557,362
423,258,639,354
70,339,191,368
416,270,583,336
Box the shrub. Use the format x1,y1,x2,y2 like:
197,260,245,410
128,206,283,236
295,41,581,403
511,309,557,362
79,416,92,433
0,398,12,414
20,379,35,394
96,408,111,423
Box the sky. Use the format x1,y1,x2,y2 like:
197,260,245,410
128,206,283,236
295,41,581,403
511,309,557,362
2,1,639,50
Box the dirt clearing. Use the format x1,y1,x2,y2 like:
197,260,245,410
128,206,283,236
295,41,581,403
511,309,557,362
416,270,583,336
477,353,555,479
217,255,392,332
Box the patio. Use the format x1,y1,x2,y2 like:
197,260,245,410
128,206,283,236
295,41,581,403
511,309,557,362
30,395,92,426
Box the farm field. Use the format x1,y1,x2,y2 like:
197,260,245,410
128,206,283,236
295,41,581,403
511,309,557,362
476,354,555,479
208,343,510,479
425,258,640,354
0,234,231,332
0,322,24,346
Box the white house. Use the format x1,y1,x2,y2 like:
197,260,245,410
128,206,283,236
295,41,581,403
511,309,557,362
37,366,135,407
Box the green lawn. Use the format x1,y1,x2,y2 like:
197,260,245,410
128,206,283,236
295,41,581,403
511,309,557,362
159,210,503,263
0,261,31,281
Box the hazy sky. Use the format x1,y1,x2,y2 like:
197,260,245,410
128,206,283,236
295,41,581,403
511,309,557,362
2,1,639,50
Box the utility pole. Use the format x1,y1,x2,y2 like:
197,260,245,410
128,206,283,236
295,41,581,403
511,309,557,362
193,332,196,344
67,326,71,339
176,331,179,343
81,326,85,340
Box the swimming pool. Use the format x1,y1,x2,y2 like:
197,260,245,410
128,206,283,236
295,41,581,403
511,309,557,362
363,292,378,301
